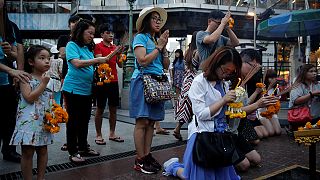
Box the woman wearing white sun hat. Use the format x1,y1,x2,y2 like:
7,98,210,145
129,6,170,174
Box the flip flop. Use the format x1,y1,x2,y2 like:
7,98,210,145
109,137,124,142
156,129,170,135
95,138,106,145
61,143,67,151
173,132,183,141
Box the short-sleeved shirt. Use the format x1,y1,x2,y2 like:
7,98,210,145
196,31,228,64
289,83,320,119
131,33,164,79
0,36,17,86
94,42,118,82
62,41,94,96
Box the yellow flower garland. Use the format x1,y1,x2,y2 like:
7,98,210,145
43,103,68,134
225,78,247,119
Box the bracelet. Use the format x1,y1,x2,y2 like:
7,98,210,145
309,91,314,99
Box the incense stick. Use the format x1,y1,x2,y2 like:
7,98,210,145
276,82,301,97
240,64,261,87
262,67,268,84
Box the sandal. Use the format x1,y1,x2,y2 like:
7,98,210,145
173,131,183,141
95,138,106,145
109,136,124,142
80,148,100,157
61,143,67,151
69,153,85,163
155,129,170,135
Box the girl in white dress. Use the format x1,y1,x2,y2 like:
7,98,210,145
10,45,53,180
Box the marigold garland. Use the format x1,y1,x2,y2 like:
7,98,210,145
260,99,281,119
43,103,68,134
118,54,127,63
256,83,267,94
96,63,114,86
298,120,320,131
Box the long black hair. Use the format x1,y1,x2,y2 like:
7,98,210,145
173,49,184,66
70,19,95,52
184,31,198,70
1,1,15,43
24,45,50,73
295,64,317,85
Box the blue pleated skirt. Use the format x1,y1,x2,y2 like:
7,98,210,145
129,75,165,121
177,133,240,180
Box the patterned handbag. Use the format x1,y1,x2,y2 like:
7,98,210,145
143,74,173,104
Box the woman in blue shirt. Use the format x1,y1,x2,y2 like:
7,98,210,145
62,19,108,163
130,6,170,174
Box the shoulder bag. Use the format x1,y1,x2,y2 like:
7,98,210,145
143,73,173,104
287,105,312,123
192,116,238,169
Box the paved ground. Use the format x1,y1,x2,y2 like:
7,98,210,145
1,103,319,179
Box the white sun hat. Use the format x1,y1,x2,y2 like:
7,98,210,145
50,46,59,54
136,6,167,32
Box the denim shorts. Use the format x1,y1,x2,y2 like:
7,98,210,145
129,74,165,121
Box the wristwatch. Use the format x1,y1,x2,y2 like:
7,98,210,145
309,91,314,98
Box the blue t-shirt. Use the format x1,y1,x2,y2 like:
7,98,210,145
0,36,17,86
62,41,94,95
131,33,164,78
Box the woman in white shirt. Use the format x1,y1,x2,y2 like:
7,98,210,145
163,46,242,179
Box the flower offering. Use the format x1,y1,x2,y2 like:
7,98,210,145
298,120,320,131
118,54,127,63
43,103,68,134
96,63,114,86
225,78,247,119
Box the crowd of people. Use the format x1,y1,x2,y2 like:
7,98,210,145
1,1,320,179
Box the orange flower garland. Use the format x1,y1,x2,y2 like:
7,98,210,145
260,99,281,119
256,83,267,94
43,103,68,134
298,120,320,131
118,54,127,63
260,84,280,119
96,63,114,86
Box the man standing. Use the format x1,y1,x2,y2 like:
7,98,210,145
94,23,124,144
196,9,239,64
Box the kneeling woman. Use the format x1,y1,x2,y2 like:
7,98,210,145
163,46,242,179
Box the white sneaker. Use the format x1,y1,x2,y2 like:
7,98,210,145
162,158,179,176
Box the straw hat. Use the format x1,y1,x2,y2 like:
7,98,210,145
136,6,167,32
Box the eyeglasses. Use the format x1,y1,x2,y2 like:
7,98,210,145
151,16,164,24
220,66,235,76
245,62,254,67
211,19,221,25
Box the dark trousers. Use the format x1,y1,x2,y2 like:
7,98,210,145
0,85,18,155
63,91,92,155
